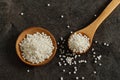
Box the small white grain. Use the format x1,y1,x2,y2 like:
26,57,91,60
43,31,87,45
47,3,50,6
60,77,63,80
73,71,76,74
74,66,77,69
93,52,96,54
74,55,77,59
69,72,71,74
82,76,85,80
58,62,62,66
94,60,97,63
70,31,73,33
60,58,63,61
62,55,66,58
57,42,60,45
99,63,102,66
94,14,97,17
63,69,65,72
61,15,64,18
64,63,67,66
93,71,96,74
67,25,70,28
59,55,62,58
106,44,109,46
60,37,63,41
76,77,79,80
92,48,95,51
84,60,87,63
104,43,107,45
95,58,97,60
93,55,96,58
78,55,81,57
27,69,30,72
20,12,24,15
95,41,98,43
74,61,77,65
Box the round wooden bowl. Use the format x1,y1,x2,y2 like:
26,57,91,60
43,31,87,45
16,27,57,66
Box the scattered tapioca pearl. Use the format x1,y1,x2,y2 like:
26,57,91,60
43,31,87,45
63,69,66,72
47,3,50,6
59,55,62,58
64,63,67,66
61,15,64,18
93,55,96,58
70,31,73,33
69,72,71,74
60,58,63,61
99,63,102,66
95,41,98,43
74,69,77,72
95,58,97,60
60,37,63,41
94,60,97,63
74,55,77,59
67,25,70,28
104,43,107,46
73,71,76,74
94,14,97,17
84,60,87,63
60,77,64,80
78,60,81,63
27,69,30,72
20,12,24,15
93,52,96,54
58,62,62,66
92,48,95,51
62,55,66,58
72,62,74,65
57,42,60,45
74,61,77,65
76,77,79,80
93,71,97,74
97,55,102,60
74,66,77,69
81,76,85,80
78,55,81,57
106,44,109,46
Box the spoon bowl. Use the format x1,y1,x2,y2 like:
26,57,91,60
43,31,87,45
16,27,57,66
68,0,120,54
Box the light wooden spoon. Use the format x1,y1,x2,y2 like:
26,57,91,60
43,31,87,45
68,0,120,54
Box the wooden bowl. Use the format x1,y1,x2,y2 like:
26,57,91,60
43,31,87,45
16,27,57,66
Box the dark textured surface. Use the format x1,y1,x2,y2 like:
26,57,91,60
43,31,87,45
0,0,120,80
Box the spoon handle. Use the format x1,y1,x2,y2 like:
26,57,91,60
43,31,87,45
93,0,120,29
80,0,120,39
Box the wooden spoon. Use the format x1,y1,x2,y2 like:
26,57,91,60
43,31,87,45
68,0,120,54
16,27,57,66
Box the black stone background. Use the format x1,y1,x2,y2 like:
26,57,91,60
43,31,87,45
0,0,120,80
